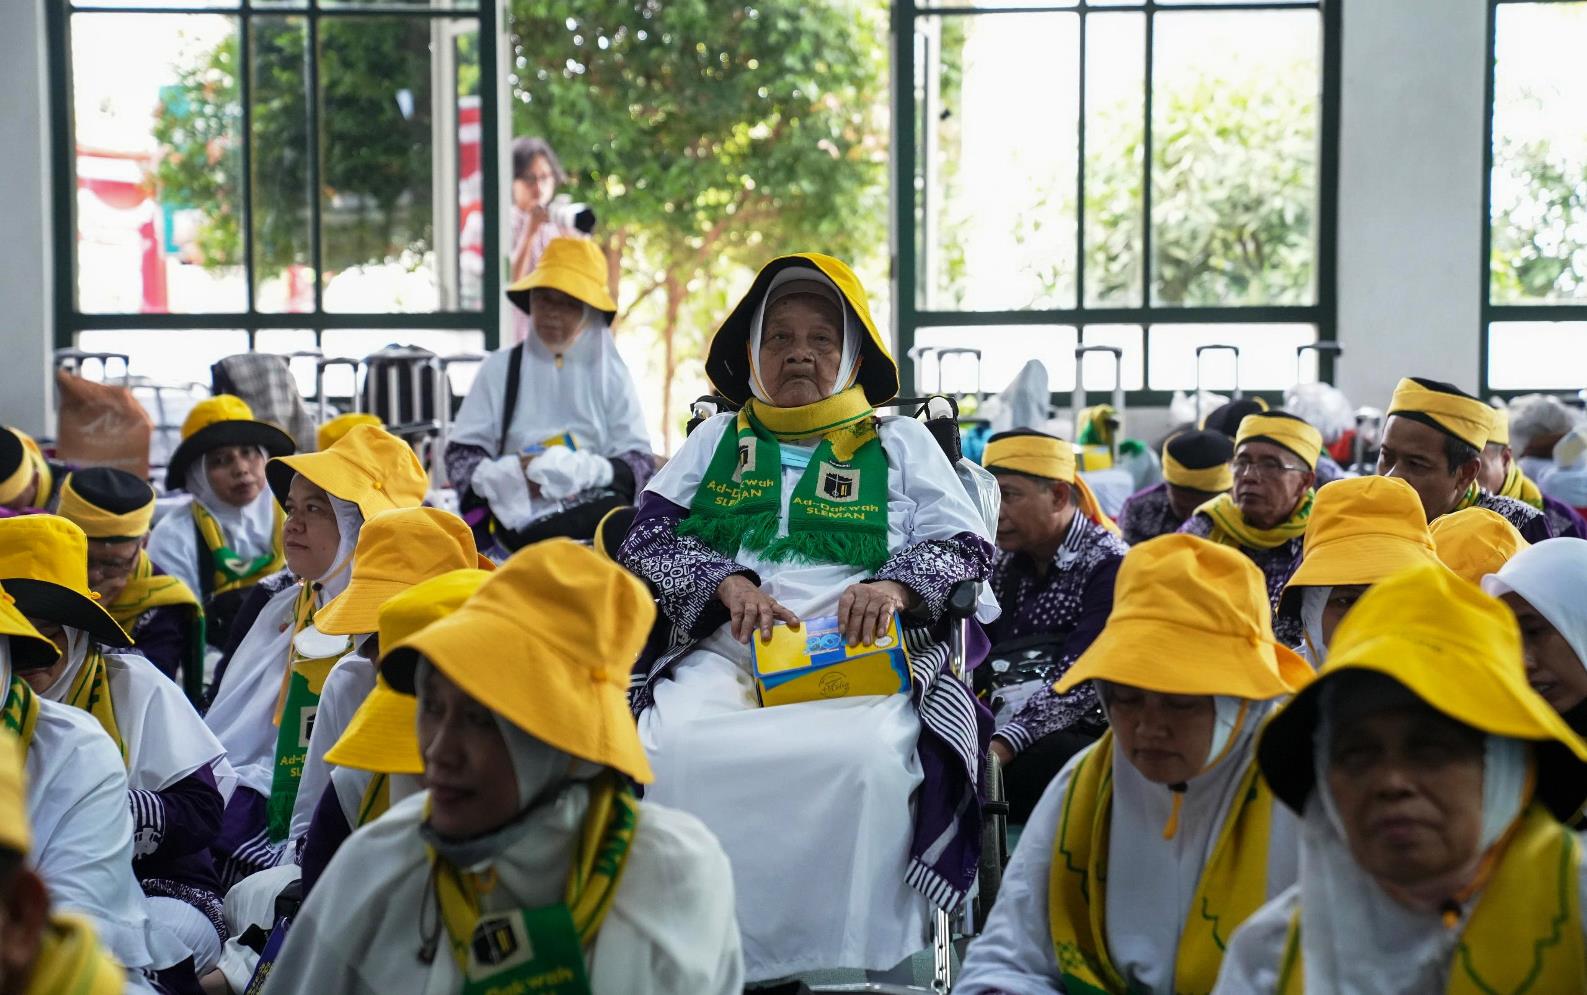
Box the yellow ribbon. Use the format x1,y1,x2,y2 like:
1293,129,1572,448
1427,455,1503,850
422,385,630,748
56,477,154,540
1163,449,1234,492
983,434,1120,534
1387,379,1496,451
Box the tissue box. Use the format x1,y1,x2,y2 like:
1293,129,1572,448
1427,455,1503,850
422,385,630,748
520,432,578,457
752,613,910,707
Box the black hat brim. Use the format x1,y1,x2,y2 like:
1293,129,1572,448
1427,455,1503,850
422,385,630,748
165,420,296,492
1,578,133,650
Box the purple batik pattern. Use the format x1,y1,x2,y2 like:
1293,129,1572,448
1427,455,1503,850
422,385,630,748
1180,513,1305,646
1117,483,1185,546
617,493,755,640
990,516,1128,754
1543,495,1587,540
1476,492,1555,543
873,532,996,620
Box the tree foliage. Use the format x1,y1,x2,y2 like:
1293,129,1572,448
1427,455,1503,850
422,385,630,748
1491,134,1587,304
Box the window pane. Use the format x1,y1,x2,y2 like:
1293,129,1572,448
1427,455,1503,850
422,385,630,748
1487,322,1587,391
74,0,240,8
1083,12,1145,307
318,329,488,398
81,13,246,314
1489,2,1587,305
1079,325,1145,391
76,329,248,388
321,0,478,7
319,17,454,314
252,16,315,313
913,325,1079,395
1146,324,1317,391
1150,10,1320,307
917,13,1079,310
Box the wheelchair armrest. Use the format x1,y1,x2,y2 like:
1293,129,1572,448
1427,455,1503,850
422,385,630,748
947,580,979,621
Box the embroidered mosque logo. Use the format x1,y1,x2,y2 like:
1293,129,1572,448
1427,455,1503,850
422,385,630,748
734,442,756,483
818,462,859,502
471,916,529,969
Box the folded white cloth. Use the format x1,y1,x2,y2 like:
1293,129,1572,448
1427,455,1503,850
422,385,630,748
472,454,538,530
527,446,614,500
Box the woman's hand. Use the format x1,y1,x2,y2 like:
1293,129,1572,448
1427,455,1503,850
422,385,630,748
838,580,918,647
717,574,800,644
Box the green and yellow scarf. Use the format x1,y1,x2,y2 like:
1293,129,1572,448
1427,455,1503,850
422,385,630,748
192,501,285,594
1199,490,1314,552
428,775,641,974
1049,732,1275,995
65,648,125,765
679,385,890,572
1,673,40,756
1497,465,1545,510
107,551,205,699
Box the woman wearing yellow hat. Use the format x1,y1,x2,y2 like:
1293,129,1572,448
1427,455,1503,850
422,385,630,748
617,253,1000,980
1483,538,1587,740
957,535,1311,995
146,395,296,650
204,423,426,886
1215,563,1587,992
0,515,235,979
261,540,743,995
447,236,655,554
0,578,191,980
1276,475,1446,665
0,425,61,515
0,734,128,994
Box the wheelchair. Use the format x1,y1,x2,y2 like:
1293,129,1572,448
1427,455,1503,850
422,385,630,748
672,391,1010,995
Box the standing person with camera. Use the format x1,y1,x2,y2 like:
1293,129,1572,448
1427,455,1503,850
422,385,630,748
508,136,594,345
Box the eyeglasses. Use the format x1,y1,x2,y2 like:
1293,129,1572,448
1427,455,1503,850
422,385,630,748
1230,458,1308,480
87,551,140,577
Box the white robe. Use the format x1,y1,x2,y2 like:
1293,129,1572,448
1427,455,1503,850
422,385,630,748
261,786,744,995
638,412,997,980
287,651,377,843
956,711,1298,995
146,477,279,600
447,323,653,460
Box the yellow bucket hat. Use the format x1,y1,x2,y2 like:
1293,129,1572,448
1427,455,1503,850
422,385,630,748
314,507,491,636
505,236,617,316
165,395,296,492
1431,507,1530,584
265,423,427,521
0,583,60,673
0,516,132,650
1055,534,1312,700
707,252,898,408
0,733,29,856
325,568,494,775
1258,562,1587,821
384,539,657,783
1281,475,1443,610
1386,377,1495,451
56,468,157,541
1488,406,1511,447
316,412,383,453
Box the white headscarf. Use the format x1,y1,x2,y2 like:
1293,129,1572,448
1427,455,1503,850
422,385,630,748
1299,586,1331,666
1482,537,1587,677
185,452,279,561
747,267,860,405
1295,678,1531,993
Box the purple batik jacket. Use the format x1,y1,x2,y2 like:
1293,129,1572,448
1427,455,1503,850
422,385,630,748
1473,491,1556,543
618,490,997,911
1117,483,1185,546
988,515,1127,755
1179,512,1306,647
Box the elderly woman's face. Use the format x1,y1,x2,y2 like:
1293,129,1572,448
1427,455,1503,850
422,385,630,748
418,664,521,839
1102,682,1216,785
281,475,340,580
1326,705,1486,891
760,296,843,407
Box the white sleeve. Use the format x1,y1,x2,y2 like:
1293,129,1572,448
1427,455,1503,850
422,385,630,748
643,412,733,508
146,509,202,598
601,345,656,457
879,415,993,545
1211,887,1298,995
288,654,376,843
955,755,1084,995
444,347,511,455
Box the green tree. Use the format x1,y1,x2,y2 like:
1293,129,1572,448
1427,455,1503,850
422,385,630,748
508,0,888,446
1490,134,1587,304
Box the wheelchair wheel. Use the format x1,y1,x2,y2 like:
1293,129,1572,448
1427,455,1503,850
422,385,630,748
975,750,1009,921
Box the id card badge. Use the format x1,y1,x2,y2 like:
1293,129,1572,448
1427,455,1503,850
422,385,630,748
460,903,593,995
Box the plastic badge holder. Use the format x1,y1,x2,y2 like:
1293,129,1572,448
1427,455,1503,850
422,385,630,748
520,432,578,458
752,613,910,707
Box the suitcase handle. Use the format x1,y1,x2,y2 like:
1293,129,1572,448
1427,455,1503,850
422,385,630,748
1296,342,1343,386
1072,346,1124,456
1195,344,1242,426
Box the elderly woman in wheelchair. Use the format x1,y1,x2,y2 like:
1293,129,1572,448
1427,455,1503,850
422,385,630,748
617,253,1000,984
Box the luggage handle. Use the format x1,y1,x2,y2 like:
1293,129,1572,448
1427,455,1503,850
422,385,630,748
1195,344,1242,426
1071,345,1124,459
314,357,363,421
908,345,982,398
1296,342,1342,385
54,349,131,383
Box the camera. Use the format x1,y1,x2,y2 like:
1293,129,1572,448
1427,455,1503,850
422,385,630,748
548,196,597,235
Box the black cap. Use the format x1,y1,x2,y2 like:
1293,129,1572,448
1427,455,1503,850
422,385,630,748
1164,430,1235,470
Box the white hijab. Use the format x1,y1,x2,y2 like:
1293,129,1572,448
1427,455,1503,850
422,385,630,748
203,490,364,795
1298,586,1331,666
1482,537,1587,675
186,453,279,561
1296,679,1531,994
746,267,860,405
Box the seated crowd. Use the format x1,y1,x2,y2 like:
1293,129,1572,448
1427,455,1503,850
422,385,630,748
0,238,1585,994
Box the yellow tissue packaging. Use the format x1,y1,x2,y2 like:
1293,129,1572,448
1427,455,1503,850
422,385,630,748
752,613,910,707
520,432,578,457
